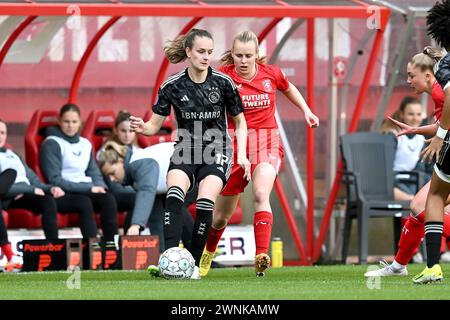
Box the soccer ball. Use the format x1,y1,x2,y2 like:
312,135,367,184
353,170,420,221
158,247,195,280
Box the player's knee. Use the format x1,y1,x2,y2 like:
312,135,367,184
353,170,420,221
253,189,270,205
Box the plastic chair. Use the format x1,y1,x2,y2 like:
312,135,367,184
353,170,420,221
137,110,175,148
24,110,59,180
81,110,116,155
340,132,411,264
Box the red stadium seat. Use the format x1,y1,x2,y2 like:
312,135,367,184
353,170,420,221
188,201,243,225
24,110,59,180
7,209,42,229
137,110,175,148
7,209,69,229
81,110,116,155
66,211,125,229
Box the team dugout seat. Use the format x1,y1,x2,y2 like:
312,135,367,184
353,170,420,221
24,110,59,180
137,110,176,148
65,211,126,231
81,109,116,155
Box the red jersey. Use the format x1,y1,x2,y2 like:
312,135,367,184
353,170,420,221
432,80,445,121
220,63,290,130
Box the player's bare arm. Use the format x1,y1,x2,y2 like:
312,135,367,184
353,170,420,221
388,116,439,137
232,112,251,181
129,113,166,136
282,82,319,128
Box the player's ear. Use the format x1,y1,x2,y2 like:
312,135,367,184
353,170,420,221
185,47,191,59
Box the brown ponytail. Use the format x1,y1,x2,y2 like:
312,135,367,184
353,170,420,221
164,28,213,64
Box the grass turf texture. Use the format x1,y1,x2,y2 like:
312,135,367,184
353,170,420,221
1,264,449,300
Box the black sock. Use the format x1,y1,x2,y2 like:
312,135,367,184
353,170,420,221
425,221,444,268
163,186,185,250
191,198,214,266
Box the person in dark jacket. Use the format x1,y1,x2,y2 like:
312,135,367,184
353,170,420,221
0,119,99,242
0,168,20,272
97,110,171,249
39,104,119,242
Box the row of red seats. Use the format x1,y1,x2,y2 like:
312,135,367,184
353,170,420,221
3,109,242,231
25,109,176,180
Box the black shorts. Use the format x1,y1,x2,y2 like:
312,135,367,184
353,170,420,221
168,155,233,191
436,131,450,176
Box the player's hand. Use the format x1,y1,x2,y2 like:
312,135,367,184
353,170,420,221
305,111,319,128
388,116,416,137
91,186,107,194
34,188,45,196
421,135,444,163
237,153,251,181
129,116,145,134
50,186,65,198
126,225,140,236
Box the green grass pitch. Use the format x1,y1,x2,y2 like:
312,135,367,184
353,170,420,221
1,264,449,300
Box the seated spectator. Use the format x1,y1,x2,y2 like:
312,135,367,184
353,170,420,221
97,141,194,251
380,96,426,201
97,110,167,244
40,103,119,242
0,168,21,272
0,119,99,242
96,110,140,160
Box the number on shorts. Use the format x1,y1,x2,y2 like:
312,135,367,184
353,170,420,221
215,153,229,166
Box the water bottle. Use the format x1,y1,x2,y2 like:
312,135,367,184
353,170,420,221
271,237,283,268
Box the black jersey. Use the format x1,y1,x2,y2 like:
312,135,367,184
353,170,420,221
435,52,450,176
435,52,450,91
152,67,244,163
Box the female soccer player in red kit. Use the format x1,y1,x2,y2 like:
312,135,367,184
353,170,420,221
200,31,319,277
365,48,450,278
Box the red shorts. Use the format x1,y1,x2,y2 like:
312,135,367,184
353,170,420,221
221,128,284,196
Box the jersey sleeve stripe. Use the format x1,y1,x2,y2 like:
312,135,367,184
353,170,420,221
160,70,185,89
212,70,237,90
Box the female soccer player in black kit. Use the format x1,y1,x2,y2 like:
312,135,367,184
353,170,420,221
413,0,450,284
130,29,250,279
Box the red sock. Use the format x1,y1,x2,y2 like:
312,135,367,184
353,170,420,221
395,211,425,265
440,211,450,252
205,226,226,253
1,243,13,261
441,236,447,253
254,211,273,255
443,211,450,238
